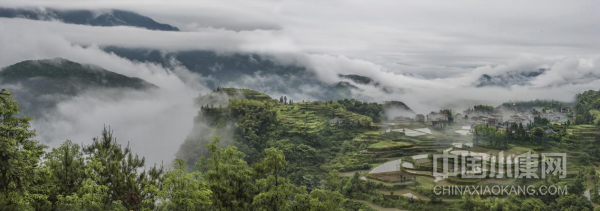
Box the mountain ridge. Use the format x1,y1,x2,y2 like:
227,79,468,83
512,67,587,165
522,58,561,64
0,7,179,31
0,58,157,117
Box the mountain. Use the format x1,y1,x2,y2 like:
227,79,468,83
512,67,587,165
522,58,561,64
0,58,156,117
476,68,547,87
103,47,362,100
0,7,179,31
103,46,409,101
339,74,374,85
384,101,413,113
103,47,306,81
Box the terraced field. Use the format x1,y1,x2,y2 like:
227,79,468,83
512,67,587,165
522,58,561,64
277,102,372,133
215,87,273,101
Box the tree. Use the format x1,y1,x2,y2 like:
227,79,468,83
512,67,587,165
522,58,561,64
44,140,87,209
158,159,211,210
83,127,164,210
307,189,344,211
255,148,287,186
0,91,47,207
203,136,255,211
521,198,547,211
516,123,528,142
252,148,296,211
555,194,593,211
531,127,545,144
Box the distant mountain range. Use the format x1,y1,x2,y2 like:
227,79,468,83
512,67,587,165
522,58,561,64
103,47,377,100
0,58,156,117
0,7,179,31
103,47,306,82
339,74,374,85
476,69,547,87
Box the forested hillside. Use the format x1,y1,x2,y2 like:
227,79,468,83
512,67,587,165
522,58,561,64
0,91,375,211
0,58,156,117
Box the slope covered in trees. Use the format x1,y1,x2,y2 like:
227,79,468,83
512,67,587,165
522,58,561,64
0,91,375,211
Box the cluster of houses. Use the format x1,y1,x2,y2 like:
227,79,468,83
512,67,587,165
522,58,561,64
388,106,572,132
465,107,570,126
392,112,445,124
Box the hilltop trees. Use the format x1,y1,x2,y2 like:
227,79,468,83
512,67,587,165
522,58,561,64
473,105,494,114
337,99,385,123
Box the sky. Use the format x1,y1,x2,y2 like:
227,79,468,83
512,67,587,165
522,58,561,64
1,0,599,165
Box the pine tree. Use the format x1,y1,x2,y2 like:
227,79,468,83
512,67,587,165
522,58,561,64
44,140,86,209
252,148,304,211
83,127,163,210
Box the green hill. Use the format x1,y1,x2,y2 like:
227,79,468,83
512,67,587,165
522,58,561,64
0,58,156,117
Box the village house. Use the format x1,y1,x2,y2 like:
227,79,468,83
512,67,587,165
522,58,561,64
545,129,557,135
431,120,449,128
487,118,497,125
394,116,413,123
454,113,463,121
491,114,503,123
427,112,447,122
415,114,425,122
329,117,344,124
